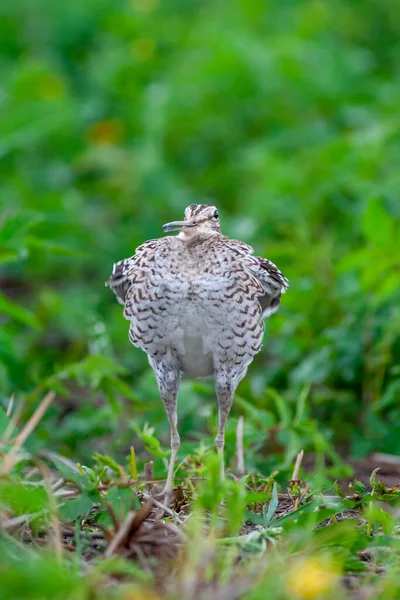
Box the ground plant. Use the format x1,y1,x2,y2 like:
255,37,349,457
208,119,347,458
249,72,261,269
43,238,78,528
1,0,400,598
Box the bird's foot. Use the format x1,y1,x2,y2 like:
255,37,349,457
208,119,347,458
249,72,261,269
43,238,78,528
151,485,175,513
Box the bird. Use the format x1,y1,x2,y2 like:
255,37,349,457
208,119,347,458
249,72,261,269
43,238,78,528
106,204,288,496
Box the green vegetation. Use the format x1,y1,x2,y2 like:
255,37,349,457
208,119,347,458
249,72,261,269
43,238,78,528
1,0,400,598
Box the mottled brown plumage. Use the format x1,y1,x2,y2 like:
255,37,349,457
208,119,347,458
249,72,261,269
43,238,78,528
107,204,288,494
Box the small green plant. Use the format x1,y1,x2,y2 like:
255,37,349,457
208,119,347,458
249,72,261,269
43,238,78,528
1,0,400,597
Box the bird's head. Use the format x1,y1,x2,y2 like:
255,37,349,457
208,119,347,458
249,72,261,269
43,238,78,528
163,204,221,237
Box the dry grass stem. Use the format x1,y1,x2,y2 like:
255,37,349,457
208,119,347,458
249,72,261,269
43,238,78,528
3,399,25,443
0,391,56,476
144,461,154,482
371,452,400,465
104,510,136,557
291,449,304,482
1,512,43,530
142,492,184,524
6,394,14,417
106,502,120,531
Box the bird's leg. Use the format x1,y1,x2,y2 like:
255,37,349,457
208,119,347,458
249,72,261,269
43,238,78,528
214,369,236,480
164,410,180,498
149,357,180,500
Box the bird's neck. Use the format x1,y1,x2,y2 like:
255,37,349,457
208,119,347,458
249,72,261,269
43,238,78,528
177,229,221,245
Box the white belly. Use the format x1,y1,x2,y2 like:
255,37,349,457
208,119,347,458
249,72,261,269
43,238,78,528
179,334,214,377
165,299,217,377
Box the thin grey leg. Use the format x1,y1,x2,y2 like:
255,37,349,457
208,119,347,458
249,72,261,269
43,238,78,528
149,356,180,497
214,368,237,480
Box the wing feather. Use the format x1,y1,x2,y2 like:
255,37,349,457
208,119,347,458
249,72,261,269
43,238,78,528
105,239,159,304
222,237,288,317
252,257,288,317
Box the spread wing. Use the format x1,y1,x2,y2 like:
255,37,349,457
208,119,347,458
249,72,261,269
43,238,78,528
226,238,288,318
251,257,288,317
105,239,159,305
217,236,288,318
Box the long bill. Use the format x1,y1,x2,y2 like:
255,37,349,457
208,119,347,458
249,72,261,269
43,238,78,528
162,219,197,233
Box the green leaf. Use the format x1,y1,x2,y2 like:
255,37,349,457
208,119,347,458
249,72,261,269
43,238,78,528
48,457,91,491
0,479,49,515
92,452,122,476
59,493,94,521
272,499,323,527
349,480,367,497
129,446,138,480
362,198,394,246
0,407,15,438
333,481,346,500
0,212,43,244
336,248,371,272
133,423,168,458
365,503,396,535
0,292,40,329
98,486,139,528
266,388,291,426
369,467,381,489
263,482,279,526
0,250,24,265
369,468,387,495
106,375,138,402
25,236,88,257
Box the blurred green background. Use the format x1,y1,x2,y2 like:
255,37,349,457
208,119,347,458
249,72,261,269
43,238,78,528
1,0,399,479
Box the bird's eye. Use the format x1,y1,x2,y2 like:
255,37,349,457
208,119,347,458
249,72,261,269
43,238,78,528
213,209,219,219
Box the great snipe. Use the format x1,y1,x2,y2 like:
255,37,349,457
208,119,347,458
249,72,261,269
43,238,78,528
107,204,288,496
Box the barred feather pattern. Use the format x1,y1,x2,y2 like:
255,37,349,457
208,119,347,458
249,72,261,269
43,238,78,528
107,232,288,383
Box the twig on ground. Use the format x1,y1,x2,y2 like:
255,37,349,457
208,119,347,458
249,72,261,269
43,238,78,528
142,492,184,524
144,461,154,483
106,502,120,531
53,490,79,499
0,391,55,475
162,520,187,541
371,452,400,466
291,449,304,483
289,449,305,509
104,510,136,557
1,512,44,530
51,478,65,492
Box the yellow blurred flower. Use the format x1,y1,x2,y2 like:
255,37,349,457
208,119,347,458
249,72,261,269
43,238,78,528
286,556,341,600
86,119,125,146
131,38,156,61
131,0,158,13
